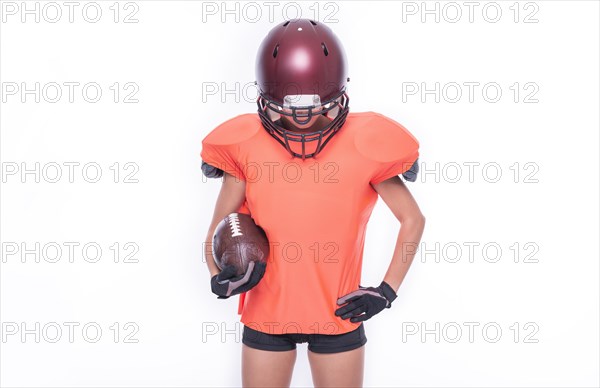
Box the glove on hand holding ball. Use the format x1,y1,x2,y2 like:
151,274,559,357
210,212,269,300
211,261,267,299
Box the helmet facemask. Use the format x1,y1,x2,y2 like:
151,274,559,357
257,89,350,160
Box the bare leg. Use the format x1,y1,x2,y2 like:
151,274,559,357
308,345,365,388
242,344,297,388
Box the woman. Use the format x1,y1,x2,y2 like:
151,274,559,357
201,19,425,388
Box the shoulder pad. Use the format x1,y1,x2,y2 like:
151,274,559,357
402,157,419,182
200,114,261,179
202,114,261,146
353,112,420,182
201,160,224,178
354,112,419,162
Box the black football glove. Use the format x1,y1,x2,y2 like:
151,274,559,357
211,261,266,299
335,281,398,323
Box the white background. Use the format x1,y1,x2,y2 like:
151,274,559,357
1,1,599,387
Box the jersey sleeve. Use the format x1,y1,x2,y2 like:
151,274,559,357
370,156,419,185
355,113,420,185
200,116,250,181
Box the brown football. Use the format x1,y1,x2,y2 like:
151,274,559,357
212,212,269,276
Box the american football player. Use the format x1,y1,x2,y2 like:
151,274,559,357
201,19,425,388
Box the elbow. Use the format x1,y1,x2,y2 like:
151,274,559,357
415,214,426,229
399,212,426,228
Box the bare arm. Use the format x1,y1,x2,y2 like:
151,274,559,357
205,172,246,278
371,175,426,293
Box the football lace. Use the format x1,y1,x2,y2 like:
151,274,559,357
228,213,243,237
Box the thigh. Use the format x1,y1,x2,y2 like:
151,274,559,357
308,345,365,387
242,344,297,388
307,324,367,387
241,325,298,388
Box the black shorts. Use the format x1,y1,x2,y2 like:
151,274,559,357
242,323,367,354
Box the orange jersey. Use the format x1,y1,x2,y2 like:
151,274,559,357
201,111,419,335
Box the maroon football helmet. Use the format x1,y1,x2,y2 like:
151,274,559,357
255,19,350,159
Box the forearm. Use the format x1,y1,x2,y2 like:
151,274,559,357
205,228,220,278
382,216,426,293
